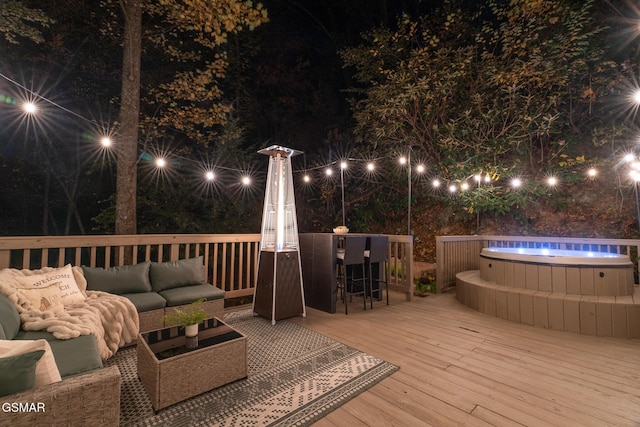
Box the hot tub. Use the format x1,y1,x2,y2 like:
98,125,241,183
480,247,634,296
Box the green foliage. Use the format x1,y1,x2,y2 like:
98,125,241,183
340,0,617,221
141,0,269,145
0,0,53,44
162,299,209,327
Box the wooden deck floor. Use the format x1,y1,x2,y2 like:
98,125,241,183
289,290,640,426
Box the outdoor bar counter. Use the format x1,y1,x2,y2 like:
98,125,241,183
299,233,383,313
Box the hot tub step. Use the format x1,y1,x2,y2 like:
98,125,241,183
456,270,640,339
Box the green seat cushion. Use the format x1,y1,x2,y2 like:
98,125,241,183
159,284,225,307
0,293,21,340
83,261,152,295
0,350,45,397
15,330,58,342
121,292,166,312
150,256,205,292
15,332,102,378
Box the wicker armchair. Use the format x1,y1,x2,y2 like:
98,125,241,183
0,365,121,427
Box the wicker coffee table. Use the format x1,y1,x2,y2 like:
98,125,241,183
137,317,247,411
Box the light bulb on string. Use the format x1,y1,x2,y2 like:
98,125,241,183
511,178,523,188
22,102,37,114
100,137,112,148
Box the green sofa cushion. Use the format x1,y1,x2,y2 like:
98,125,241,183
0,293,21,340
121,292,166,312
0,350,45,396
159,283,225,307
83,261,152,295
15,332,102,378
150,256,205,292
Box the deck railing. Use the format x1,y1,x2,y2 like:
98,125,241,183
0,233,414,300
436,235,640,293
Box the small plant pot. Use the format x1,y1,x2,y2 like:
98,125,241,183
185,324,199,337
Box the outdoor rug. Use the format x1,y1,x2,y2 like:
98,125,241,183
105,309,398,426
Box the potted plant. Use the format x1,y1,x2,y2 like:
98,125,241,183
163,298,209,338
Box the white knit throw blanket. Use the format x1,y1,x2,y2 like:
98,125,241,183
0,266,139,360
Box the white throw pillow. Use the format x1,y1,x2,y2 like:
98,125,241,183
17,264,85,306
15,283,65,314
0,339,62,386
45,264,85,305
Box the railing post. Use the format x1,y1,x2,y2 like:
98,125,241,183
406,235,414,301
435,236,444,293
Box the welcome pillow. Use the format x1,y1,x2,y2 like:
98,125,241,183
45,264,85,305
17,264,85,306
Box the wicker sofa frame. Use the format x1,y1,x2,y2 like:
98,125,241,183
0,365,121,427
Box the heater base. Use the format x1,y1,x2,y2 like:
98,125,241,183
254,251,305,322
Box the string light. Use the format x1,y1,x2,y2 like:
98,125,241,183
22,102,37,114
0,72,610,195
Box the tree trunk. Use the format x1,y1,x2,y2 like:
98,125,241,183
115,0,142,237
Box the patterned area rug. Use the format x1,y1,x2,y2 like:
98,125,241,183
105,309,398,426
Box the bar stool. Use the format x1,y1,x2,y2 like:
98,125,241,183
365,235,389,308
336,236,367,314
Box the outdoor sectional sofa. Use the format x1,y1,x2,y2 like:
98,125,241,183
0,256,225,426
82,256,226,332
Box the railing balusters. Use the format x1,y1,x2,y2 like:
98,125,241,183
0,233,412,301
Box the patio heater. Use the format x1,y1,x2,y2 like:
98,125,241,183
252,145,306,325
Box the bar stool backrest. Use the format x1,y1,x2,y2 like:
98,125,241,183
341,236,367,266
367,235,389,264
